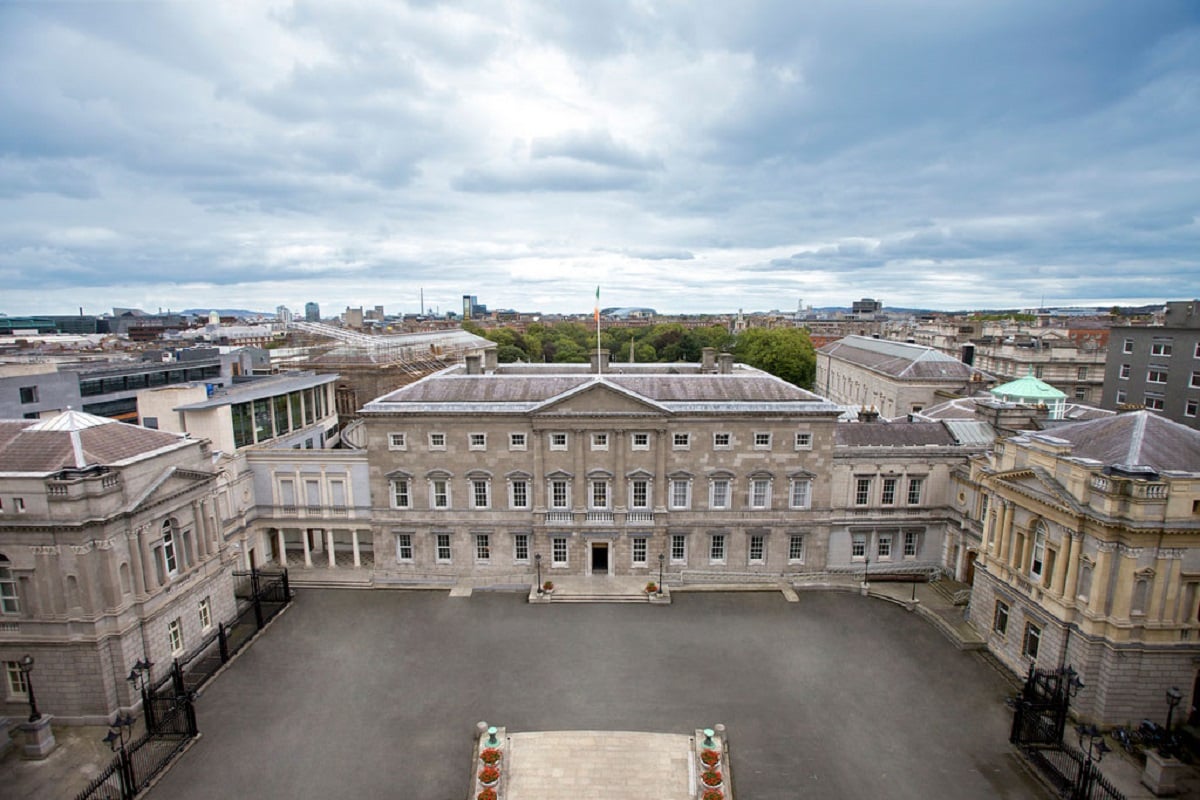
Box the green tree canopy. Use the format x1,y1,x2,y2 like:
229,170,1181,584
733,327,816,389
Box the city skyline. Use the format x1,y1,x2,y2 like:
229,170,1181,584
1,2,1197,316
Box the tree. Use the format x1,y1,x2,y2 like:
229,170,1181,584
733,327,816,389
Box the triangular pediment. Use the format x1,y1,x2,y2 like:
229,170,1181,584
532,379,669,417
125,467,213,515
992,466,1082,514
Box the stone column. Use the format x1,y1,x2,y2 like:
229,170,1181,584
302,529,313,568
1087,543,1117,616
126,529,146,596
1050,533,1071,596
277,529,287,566
352,529,361,568
191,502,208,560
613,428,627,509
1147,549,1171,622
326,529,336,568
996,503,1013,563
1108,545,1139,619
532,430,545,510
1160,553,1183,623
572,429,586,511
1062,531,1082,601
140,530,160,592
654,428,668,510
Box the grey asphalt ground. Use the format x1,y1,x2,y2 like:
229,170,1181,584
147,590,1048,800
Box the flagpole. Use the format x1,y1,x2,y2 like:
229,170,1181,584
594,286,601,376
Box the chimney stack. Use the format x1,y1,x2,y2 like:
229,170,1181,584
465,354,482,375
718,353,734,374
701,347,717,373
590,348,610,373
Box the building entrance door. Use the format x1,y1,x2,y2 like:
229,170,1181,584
965,551,977,585
591,542,609,575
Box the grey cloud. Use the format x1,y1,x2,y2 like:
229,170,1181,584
452,162,650,193
531,130,661,171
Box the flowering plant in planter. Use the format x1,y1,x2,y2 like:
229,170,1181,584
478,788,498,800
480,748,503,765
701,769,723,787
700,749,720,767
645,581,658,593
479,765,501,785
701,790,724,800
542,580,554,591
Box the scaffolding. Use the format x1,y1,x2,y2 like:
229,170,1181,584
287,321,492,374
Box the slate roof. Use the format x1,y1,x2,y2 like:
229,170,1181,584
0,410,189,474
366,365,835,415
835,422,958,447
1025,411,1200,473
819,336,982,381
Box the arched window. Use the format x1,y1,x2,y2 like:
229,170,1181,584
1030,521,1047,580
0,554,19,614
161,519,179,577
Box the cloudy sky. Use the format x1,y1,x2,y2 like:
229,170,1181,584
1,1,1197,317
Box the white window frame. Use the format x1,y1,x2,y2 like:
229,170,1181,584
710,479,731,510
552,537,568,567
509,479,529,510
0,559,19,614
475,534,491,563
750,478,771,509
1151,341,1173,357
1145,393,1165,410
590,479,610,510
388,432,407,450
877,533,892,560
854,478,872,506
435,533,452,564
1022,622,1041,660
794,432,813,450
993,600,1009,636
5,661,29,699
468,432,487,451
669,478,691,510
906,478,924,506
430,479,451,509
709,534,726,564
591,432,609,451
670,534,687,563
1191,371,1200,389
672,432,690,450
428,432,446,450
851,533,867,560
509,432,527,450
549,432,568,451
395,533,414,562
1186,399,1198,418
1122,338,1133,354
513,533,529,563
390,478,411,509
881,477,897,506
788,535,805,564
1030,524,1047,579
789,478,811,510
198,597,212,631
1119,363,1130,380
632,537,647,566
753,432,772,449
903,531,918,558
713,432,732,449
748,534,765,565
630,479,650,510
162,521,179,577
549,479,570,510
1148,368,1168,384
1116,389,1127,404
631,432,650,450
168,617,184,655
470,478,491,510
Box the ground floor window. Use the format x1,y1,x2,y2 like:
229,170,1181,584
993,600,1009,636
1022,621,1041,660
396,533,413,562
632,537,647,565
5,661,28,699
514,533,529,563
435,533,452,563
903,531,918,558
552,537,568,566
671,534,686,563
199,597,212,631
748,534,765,564
709,534,726,563
475,534,490,563
788,535,805,563
877,533,892,560
851,533,867,560
168,618,185,655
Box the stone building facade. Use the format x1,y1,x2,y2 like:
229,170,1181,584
0,411,235,724
968,411,1200,725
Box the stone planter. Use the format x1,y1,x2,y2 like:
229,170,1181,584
1142,749,1187,797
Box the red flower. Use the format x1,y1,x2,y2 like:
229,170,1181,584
480,748,503,765
478,789,497,800
700,749,720,767
479,765,501,784
702,790,724,800
701,769,723,787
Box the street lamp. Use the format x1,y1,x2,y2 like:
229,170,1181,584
103,713,136,752
17,654,40,722
128,658,155,730
1075,723,1109,798
863,553,870,584
1166,686,1183,736
535,553,542,594
658,553,664,594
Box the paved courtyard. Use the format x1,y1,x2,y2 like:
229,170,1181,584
148,589,1047,800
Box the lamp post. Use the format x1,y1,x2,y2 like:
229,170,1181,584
658,553,664,594
18,655,40,722
1166,686,1183,734
128,658,155,731
1075,723,1109,799
104,712,137,794
535,553,542,594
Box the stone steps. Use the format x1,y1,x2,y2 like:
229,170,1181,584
548,594,655,604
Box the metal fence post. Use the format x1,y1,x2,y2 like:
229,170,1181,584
172,659,185,697
218,621,229,663
282,567,290,600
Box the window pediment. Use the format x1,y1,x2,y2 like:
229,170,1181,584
386,469,413,480
545,469,574,480
425,469,454,479
506,470,532,481
625,468,654,479
707,469,735,479
464,469,493,480
586,468,614,479
667,470,693,480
